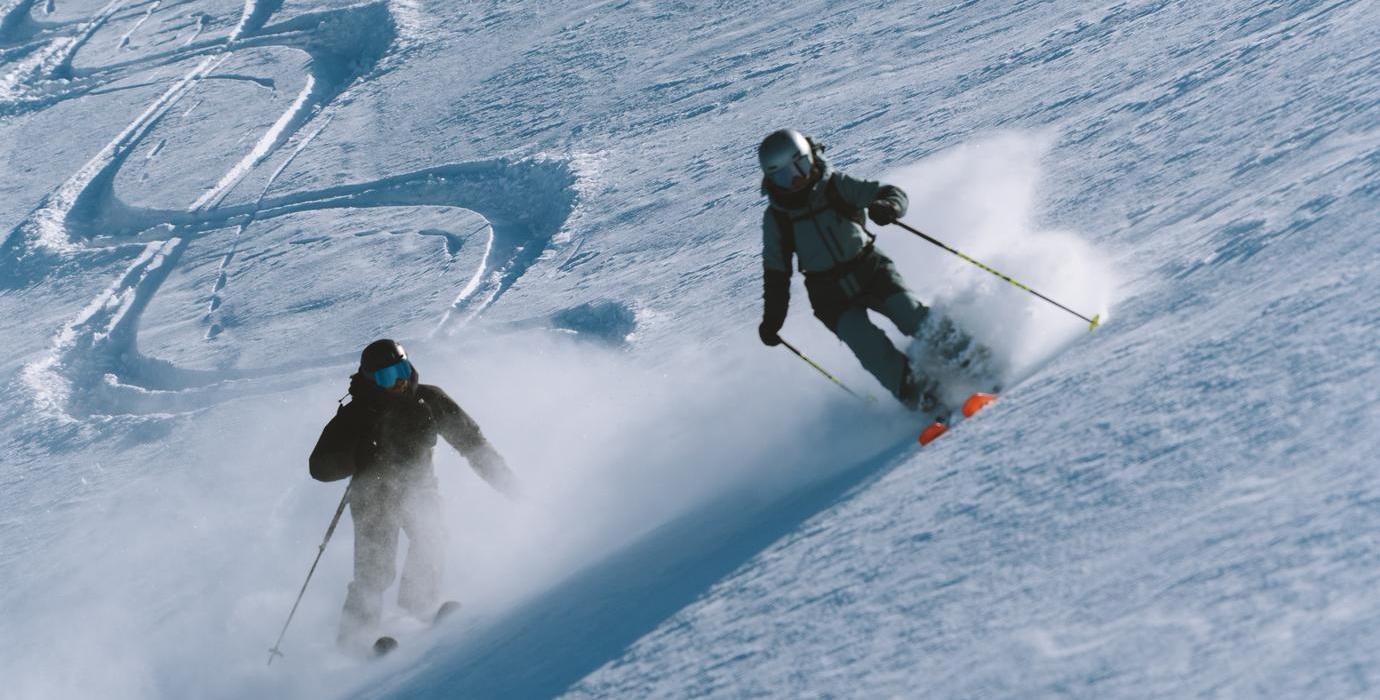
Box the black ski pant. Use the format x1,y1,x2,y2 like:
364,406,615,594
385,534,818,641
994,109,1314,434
338,484,445,648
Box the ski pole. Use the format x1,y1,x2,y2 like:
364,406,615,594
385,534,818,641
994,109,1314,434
890,220,1101,332
778,337,873,403
267,483,351,666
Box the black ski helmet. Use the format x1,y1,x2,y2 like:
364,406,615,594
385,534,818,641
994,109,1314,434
360,339,407,373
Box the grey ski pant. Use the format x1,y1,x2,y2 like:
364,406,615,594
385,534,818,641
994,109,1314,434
338,485,445,647
833,292,927,399
804,249,928,401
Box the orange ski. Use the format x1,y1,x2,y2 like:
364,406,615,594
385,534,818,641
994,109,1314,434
919,393,997,446
962,392,997,417
918,421,948,446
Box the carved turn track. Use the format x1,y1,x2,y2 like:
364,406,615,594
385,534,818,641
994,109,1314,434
1,0,579,428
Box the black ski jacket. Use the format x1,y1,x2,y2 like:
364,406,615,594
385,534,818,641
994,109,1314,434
309,372,514,495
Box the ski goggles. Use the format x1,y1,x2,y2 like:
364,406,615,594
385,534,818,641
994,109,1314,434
767,153,812,190
372,359,413,389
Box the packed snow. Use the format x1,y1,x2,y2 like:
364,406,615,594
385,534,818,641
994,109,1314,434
1,1,1376,698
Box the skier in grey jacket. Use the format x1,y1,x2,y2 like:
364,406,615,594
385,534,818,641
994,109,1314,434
756,129,939,411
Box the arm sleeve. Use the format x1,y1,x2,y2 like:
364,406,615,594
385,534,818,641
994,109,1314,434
760,210,792,327
309,405,362,482
835,172,907,220
427,387,519,496
762,267,790,329
761,210,791,273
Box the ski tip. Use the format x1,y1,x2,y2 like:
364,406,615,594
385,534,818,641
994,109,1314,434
918,421,948,446
372,636,399,657
962,393,997,418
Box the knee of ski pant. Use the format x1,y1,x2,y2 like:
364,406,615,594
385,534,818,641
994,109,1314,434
812,304,845,332
805,273,852,332
829,306,878,342
807,290,845,332
352,521,400,592
401,522,446,564
882,292,928,336
354,553,398,593
864,253,906,294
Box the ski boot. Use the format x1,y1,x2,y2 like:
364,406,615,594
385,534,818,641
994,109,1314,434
898,369,941,414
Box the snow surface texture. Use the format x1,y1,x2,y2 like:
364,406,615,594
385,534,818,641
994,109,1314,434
0,1,1375,699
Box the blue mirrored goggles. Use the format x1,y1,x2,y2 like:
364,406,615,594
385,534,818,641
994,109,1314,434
767,154,812,189
372,359,413,388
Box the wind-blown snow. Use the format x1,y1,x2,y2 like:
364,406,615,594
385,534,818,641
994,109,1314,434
1,1,1377,699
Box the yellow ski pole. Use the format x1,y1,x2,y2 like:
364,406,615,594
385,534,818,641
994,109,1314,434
778,337,874,404
891,220,1101,332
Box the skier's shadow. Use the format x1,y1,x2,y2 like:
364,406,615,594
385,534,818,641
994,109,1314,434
354,437,921,699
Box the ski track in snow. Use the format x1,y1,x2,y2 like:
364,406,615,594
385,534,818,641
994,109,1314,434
0,0,579,424
204,112,331,340
114,0,157,51
5,1,1376,698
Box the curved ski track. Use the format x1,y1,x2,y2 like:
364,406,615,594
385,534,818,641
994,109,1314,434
1,0,579,426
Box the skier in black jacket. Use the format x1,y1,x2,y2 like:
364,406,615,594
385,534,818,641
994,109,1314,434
309,339,516,649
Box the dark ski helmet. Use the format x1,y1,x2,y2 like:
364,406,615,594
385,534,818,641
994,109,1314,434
359,339,408,373
758,129,814,191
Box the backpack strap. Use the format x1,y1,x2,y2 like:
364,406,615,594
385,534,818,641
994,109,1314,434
824,174,860,223
825,173,875,244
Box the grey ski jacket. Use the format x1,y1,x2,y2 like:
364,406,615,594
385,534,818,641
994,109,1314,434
761,155,905,275
759,152,908,332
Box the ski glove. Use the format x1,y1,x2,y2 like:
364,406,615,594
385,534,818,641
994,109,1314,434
348,372,374,399
868,199,901,226
758,320,782,347
760,267,790,346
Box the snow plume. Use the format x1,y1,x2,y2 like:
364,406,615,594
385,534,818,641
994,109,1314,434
881,132,1117,381
423,331,903,598
0,325,910,699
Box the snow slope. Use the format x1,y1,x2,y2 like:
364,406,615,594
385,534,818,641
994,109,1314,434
1,1,1376,698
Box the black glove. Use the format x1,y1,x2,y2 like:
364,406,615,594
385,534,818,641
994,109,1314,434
758,320,782,347
760,267,790,347
347,373,387,418
868,199,901,226
348,372,374,399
